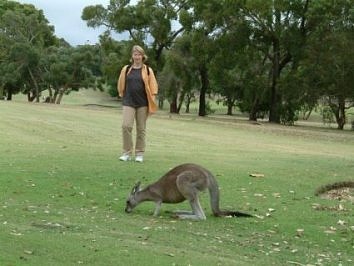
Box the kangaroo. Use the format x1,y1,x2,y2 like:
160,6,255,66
125,163,252,220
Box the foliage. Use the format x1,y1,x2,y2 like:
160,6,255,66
298,0,354,129
96,34,133,98
41,44,102,104
82,0,189,109
0,0,56,101
82,0,188,65
1,0,353,129
0,0,101,104
159,35,199,113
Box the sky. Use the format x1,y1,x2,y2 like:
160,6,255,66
16,0,126,46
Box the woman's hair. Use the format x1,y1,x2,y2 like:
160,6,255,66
131,45,148,62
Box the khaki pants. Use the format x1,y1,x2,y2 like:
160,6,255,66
121,106,148,156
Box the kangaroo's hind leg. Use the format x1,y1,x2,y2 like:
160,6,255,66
173,197,206,220
175,171,206,220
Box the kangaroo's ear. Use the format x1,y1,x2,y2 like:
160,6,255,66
132,181,141,194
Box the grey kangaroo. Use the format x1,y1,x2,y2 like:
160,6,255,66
125,163,252,220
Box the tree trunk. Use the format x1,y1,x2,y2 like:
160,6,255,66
48,87,55,103
225,96,234,115
329,97,346,130
227,105,233,116
185,95,191,113
27,91,37,102
198,65,209,117
169,94,178,113
56,87,67,104
28,67,40,102
269,40,281,123
56,92,64,104
158,96,164,109
53,89,59,103
249,97,260,121
302,108,313,120
333,97,346,130
177,90,186,114
7,90,12,101
0,86,4,100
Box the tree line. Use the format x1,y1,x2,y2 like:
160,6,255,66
1,0,353,129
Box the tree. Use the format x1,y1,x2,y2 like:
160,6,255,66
82,0,189,108
82,0,187,64
42,44,102,104
160,35,199,114
179,0,229,116
208,19,269,118
0,0,56,101
234,0,311,123
96,34,132,98
295,0,354,129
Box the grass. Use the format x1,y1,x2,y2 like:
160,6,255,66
1,91,354,266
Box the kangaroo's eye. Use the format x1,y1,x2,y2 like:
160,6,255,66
126,200,130,204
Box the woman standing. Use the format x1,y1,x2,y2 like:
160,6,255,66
117,45,158,162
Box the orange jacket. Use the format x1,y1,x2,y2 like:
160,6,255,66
117,64,158,114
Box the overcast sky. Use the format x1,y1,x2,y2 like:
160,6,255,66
16,0,127,46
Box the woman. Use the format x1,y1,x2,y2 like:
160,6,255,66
117,45,158,162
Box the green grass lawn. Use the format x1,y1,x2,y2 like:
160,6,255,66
1,92,353,265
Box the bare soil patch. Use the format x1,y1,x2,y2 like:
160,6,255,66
315,181,354,202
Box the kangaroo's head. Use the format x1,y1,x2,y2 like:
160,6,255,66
125,181,141,213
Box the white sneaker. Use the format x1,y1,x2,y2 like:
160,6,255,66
119,154,131,161
135,155,144,163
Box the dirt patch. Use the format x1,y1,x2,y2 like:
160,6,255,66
315,181,354,202
319,187,354,202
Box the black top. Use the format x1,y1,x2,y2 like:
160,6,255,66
122,68,148,108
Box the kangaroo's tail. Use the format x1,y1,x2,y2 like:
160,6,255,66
207,171,253,218
216,210,253,217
